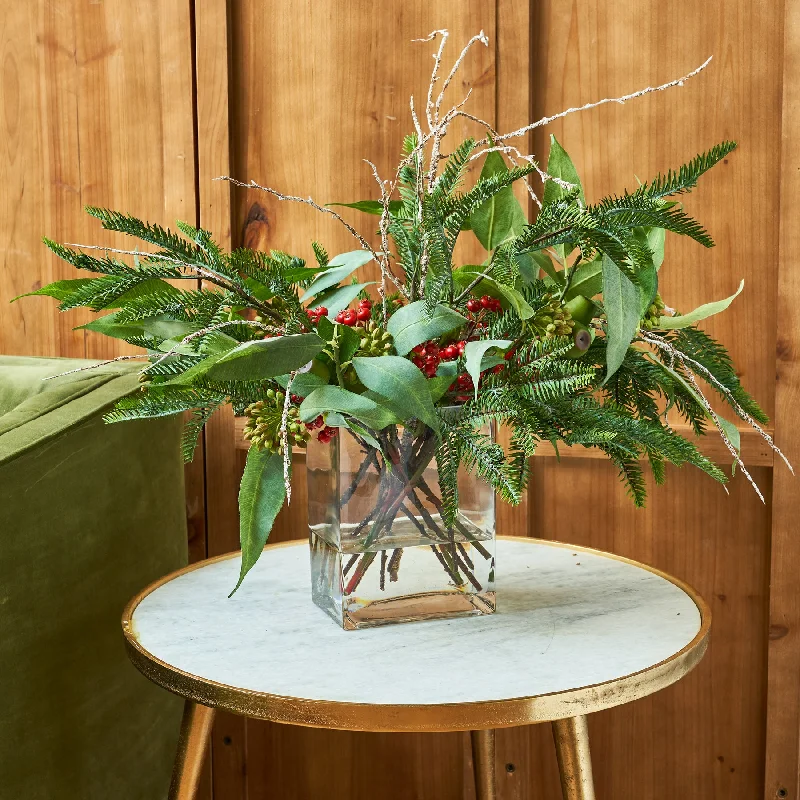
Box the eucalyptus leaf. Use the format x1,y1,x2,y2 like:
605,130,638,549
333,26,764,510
326,200,403,215
352,355,439,433
164,334,239,386
601,255,641,382
543,136,583,263
337,322,362,363
207,333,324,381
656,280,744,329
230,448,286,595
647,227,665,270
76,312,145,340
464,339,512,400
142,315,200,341
469,150,528,251
637,261,658,318
303,265,361,299
13,278,95,303
299,385,398,431
565,258,602,300
386,300,466,355
531,250,565,286
427,374,454,403
328,250,375,269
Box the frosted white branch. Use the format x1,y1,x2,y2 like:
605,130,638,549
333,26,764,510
281,371,296,501
486,57,713,146
216,176,381,263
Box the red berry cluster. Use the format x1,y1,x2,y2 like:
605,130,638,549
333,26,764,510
335,299,372,326
304,414,337,444
411,339,466,378
466,295,502,314
317,426,337,444
306,306,328,325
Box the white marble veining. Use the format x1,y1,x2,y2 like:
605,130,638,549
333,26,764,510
131,539,701,706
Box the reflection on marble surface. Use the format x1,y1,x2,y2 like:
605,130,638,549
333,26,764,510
131,539,701,706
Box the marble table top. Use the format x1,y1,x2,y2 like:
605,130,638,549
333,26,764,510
124,537,709,731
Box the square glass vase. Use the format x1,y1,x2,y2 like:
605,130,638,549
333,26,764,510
307,420,496,630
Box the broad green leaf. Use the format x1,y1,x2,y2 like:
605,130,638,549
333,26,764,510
231,448,286,595
352,355,439,433
543,135,584,206
386,300,466,355
531,250,565,286
464,339,512,400
543,136,583,262
207,333,324,381
142,315,200,341
469,150,528,251
326,200,403,215
637,262,658,318
303,265,362,299
274,371,327,397
76,312,145,340
515,252,538,286
427,374,454,403
13,278,95,303
601,255,641,382
315,282,375,316
647,227,665,270
337,322,362,363
656,280,744,329
328,250,375,270
565,258,602,300
201,331,240,356
299,385,398,431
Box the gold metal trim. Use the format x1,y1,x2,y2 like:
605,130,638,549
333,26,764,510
122,537,711,733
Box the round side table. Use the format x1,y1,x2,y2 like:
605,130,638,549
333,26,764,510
122,537,709,800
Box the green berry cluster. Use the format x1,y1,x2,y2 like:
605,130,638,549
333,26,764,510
357,320,394,356
242,390,309,453
639,293,666,330
531,296,575,339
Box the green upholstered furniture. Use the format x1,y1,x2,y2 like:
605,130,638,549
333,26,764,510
0,356,188,799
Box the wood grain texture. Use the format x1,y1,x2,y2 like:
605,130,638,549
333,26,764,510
524,2,782,798
192,2,246,798
0,0,196,360
764,0,800,795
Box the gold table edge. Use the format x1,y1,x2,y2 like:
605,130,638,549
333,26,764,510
121,536,711,732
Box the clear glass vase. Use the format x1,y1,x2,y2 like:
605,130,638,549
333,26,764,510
307,418,496,629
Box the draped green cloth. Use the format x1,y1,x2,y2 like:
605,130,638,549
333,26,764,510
0,356,187,799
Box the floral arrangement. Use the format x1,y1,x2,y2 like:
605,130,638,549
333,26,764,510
20,30,787,595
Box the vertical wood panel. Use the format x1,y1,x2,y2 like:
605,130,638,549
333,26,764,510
764,0,800,796
525,2,781,798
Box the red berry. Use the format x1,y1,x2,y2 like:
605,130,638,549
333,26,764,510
343,309,358,326
425,354,439,366
314,415,325,429
358,299,372,309
335,311,345,323
316,306,328,316
457,340,466,354
457,374,473,389
504,348,515,361
356,307,371,321
424,364,438,378
412,344,425,355
442,345,457,360
466,298,481,313
491,364,504,374
290,394,302,404
480,295,491,308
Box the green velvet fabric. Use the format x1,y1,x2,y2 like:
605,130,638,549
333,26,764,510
0,356,188,799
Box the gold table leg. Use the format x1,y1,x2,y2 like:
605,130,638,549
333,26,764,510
470,728,496,800
552,715,596,800
168,700,216,800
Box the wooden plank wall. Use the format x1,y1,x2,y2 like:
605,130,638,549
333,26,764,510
0,1,796,799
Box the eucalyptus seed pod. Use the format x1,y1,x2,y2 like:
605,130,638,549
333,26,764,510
531,296,576,340
640,292,666,329
243,392,310,453
357,320,394,356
